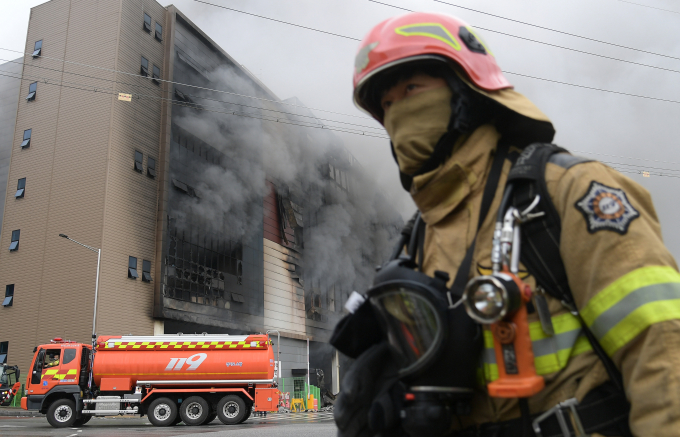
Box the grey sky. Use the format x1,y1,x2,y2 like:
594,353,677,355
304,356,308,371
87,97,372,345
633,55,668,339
2,0,679,258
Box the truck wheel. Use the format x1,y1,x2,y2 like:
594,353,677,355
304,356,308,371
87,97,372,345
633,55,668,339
46,399,77,428
217,395,246,425
238,405,252,424
148,397,178,427
179,396,210,426
74,415,92,426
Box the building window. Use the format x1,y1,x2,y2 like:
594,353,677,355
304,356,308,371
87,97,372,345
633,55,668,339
2,285,13,307
26,82,36,101
142,260,152,282
231,292,245,303
21,129,31,148
32,40,42,58
0,342,7,364
9,230,19,251
164,223,243,306
15,178,25,198
143,13,151,32
128,256,139,279
147,157,156,178
134,151,143,172
140,56,149,77
152,65,160,84
171,179,198,197
155,22,163,41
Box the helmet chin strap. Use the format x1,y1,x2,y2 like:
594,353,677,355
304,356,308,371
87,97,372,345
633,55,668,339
393,73,496,192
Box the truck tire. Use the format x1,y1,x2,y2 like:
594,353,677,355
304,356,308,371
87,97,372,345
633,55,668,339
238,405,252,424
148,397,178,427
74,415,92,426
179,396,210,426
46,399,77,428
217,395,246,425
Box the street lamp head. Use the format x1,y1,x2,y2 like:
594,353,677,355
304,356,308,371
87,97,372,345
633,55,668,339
59,234,68,239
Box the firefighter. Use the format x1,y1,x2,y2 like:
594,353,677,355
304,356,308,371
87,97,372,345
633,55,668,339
45,353,59,368
333,11,680,437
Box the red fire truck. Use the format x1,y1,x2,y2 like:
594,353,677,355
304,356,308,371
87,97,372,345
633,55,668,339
21,334,279,428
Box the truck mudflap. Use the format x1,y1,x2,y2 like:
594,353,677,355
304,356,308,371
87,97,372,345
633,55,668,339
254,388,279,412
21,396,27,410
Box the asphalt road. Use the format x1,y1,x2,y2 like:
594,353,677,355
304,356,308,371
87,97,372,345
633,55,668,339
0,412,338,437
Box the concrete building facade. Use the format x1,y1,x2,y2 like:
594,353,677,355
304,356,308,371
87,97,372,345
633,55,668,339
0,0,399,394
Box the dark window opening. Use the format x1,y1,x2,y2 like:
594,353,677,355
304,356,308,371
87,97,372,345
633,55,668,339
172,179,200,198
140,56,149,77
42,349,60,368
172,178,188,193
152,65,160,84
0,342,7,364
142,259,152,282
231,292,245,303
26,82,36,101
9,230,19,251
163,224,244,307
143,13,151,32
147,157,156,178
15,178,25,198
21,129,31,148
155,23,163,41
134,151,143,172
128,256,139,279
2,285,13,307
62,349,76,365
32,40,42,58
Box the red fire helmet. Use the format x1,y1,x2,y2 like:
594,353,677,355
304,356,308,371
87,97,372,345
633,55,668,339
353,12,512,119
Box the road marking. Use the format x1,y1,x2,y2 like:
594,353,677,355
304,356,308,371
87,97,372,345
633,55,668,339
0,425,27,427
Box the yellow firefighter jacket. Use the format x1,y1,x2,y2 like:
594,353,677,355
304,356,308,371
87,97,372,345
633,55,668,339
411,123,680,436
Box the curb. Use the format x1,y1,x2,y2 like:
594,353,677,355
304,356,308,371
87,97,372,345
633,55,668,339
0,408,44,417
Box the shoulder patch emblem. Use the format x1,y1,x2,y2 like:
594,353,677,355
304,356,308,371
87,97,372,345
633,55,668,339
575,181,639,234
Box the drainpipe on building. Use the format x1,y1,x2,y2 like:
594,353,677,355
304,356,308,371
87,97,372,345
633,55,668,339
307,338,310,409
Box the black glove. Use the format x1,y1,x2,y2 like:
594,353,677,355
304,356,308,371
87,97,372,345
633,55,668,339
334,342,405,437
330,299,385,359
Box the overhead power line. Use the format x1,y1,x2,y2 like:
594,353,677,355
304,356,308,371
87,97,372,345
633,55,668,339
1,56,384,132
4,70,678,178
571,149,680,166
192,1,680,101
193,0,361,41
502,70,680,104
370,0,680,75
610,0,680,15
0,69,389,140
0,47,373,121
428,0,680,61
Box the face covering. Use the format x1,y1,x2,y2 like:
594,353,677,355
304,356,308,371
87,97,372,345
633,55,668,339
383,86,453,176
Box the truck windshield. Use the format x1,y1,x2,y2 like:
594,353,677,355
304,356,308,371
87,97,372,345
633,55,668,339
0,368,7,385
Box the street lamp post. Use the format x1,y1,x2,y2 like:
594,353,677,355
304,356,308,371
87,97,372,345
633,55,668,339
58,234,101,348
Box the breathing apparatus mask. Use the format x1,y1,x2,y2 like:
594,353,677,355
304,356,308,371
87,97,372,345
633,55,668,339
359,214,480,436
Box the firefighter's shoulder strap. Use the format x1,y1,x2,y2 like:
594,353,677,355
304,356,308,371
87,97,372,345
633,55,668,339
506,143,627,394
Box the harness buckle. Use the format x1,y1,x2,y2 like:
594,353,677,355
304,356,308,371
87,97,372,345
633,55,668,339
532,398,587,437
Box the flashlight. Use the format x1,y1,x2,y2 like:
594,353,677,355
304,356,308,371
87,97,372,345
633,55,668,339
463,273,522,324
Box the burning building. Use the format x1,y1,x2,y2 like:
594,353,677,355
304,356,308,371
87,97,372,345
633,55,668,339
0,0,401,392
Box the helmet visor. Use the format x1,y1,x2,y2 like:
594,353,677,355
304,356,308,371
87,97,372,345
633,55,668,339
370,285,444,376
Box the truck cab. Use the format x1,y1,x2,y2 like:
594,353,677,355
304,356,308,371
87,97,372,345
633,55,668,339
22,338,92,427
1,364,21,406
